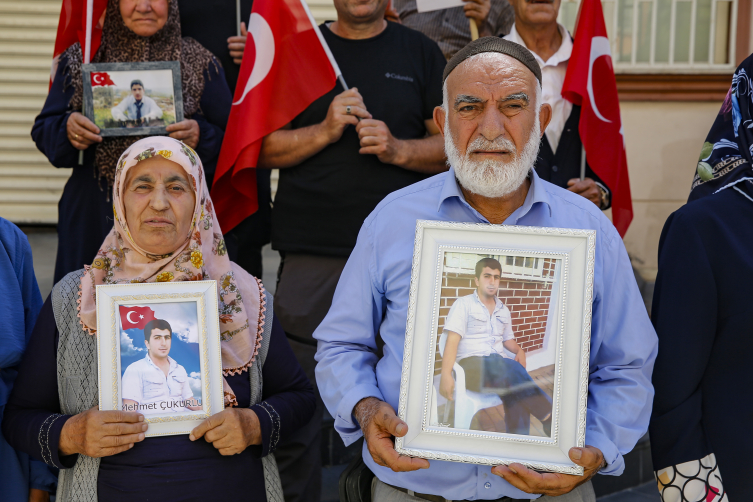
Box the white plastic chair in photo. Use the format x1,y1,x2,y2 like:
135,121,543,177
437,331,502,430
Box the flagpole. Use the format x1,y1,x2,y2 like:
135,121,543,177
580,145,586,180
236,0,241,36
469,19,479,40
79,0,94,166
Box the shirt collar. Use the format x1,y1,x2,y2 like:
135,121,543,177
145,353,175,372
473,290,504,312
507,23,573,68
438,167,552,221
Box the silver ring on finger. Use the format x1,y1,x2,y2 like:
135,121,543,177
346,105,351,115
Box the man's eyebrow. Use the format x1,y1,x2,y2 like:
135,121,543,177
499,92,530,104
454,94,485,108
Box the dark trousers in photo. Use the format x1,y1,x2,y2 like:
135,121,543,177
459,354,552,435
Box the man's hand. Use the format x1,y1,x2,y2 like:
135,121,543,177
190,408,261,456
228,22,247,65
58,406,147,458
514,350,527,369
354,397,430,472
356,119,403,164
322,88,371,144
463,0,492,35
167,119,200,149
66,112,102,150
492,446,605,496
439,372,455,401
567,178,602,208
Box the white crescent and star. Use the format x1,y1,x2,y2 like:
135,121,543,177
126,310,137,324
233,13,275,106
93,73,105,85
587,36,612,124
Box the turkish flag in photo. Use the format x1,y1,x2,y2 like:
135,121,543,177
91,72,116,87
562,0,633,237
210,0,341,232
119,305,156,331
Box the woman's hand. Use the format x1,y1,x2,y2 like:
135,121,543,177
227,22,247,65
66,112,102,150
439,372,455,401
189,408,261,455
58,406,147,457
166,119,200,149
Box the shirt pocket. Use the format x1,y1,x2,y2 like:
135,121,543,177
170,374,187,397
468,312,489,334
143,376,164,400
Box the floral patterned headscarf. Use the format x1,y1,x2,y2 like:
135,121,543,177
78,136,264,406
690,54,753,201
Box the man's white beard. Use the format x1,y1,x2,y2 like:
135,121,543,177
445,116,541,198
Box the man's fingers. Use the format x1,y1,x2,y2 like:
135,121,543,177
240,21,248,36
376,442,429,471
569,446,603,469
377,410,408,437
342,105,370,120
190,413,225,441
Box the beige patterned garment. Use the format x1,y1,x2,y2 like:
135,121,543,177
77,136,264,406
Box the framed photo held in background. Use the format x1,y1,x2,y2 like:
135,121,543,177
395,220,595,474
82,61,183,137
96,281,223,437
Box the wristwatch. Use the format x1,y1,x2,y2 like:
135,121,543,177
594,182,610,210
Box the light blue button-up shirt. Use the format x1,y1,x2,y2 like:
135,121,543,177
314,168,657,500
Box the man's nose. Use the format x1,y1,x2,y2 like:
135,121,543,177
476,108,507,142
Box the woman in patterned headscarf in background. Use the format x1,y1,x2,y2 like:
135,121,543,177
32,0,232,285
649,53,753,501
2,136,315,502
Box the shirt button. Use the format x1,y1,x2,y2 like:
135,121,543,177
484,482,492,489
552,165,559,172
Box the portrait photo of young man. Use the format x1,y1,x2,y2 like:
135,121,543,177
440,257,553,436
121,318,202,414
110,79,163,125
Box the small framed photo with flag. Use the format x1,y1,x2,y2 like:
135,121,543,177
82,61,183,137
96,280,224,437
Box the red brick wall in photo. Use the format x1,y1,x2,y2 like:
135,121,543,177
434,259,557,375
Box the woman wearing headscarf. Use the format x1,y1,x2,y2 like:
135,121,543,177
0,218,58,501
33,0,232,285
2,137,315,501
649,54,753,501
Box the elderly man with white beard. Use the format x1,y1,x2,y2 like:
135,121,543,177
314,38,657,501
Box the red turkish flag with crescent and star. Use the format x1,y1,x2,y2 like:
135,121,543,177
51,0,108,85
119,305,156,331
562,0,633,237
91,72,115,87
211,0,342,232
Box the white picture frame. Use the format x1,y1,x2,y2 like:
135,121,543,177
96,281,224,437
395,221,596,475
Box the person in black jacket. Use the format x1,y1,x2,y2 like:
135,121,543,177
503,0,611,210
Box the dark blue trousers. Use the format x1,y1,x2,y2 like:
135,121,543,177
459,354,552,435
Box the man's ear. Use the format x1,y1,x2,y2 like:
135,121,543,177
474,276,479,288
539,102,553,136
434,106,446,138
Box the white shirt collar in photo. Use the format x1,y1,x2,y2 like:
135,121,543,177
504,23,574,153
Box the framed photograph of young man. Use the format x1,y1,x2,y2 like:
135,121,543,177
96,281,223,437
82,61,183,137
395,220,595,474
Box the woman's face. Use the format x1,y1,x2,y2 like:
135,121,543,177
123,156,196,256
120,0,169,37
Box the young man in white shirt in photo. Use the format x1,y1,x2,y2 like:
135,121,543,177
440,257,552,436
111,79,164,125
122,319,201,414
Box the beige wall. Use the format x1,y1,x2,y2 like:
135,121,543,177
621,101,721,276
